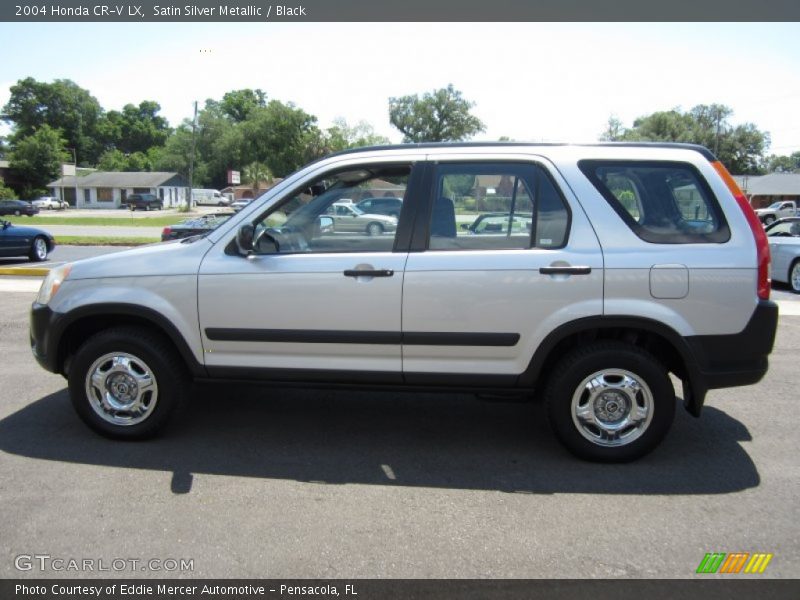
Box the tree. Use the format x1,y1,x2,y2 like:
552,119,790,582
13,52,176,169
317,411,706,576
218,89,267,122
98,101,171,155
240,100,323,177
8,125,70,195
605,104,770,174
0,181,16,199
765,151,800,173
599,116,625,141
156,125,209,185
2,78,104,164
243,161,273,196
325,118,390,152
97,148,160,172
389,84,485,143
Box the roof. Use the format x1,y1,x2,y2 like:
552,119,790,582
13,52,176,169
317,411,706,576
326,141,717,162
734,173,800,196
48,171,187,188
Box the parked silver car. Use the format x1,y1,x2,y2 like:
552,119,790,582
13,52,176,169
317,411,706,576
30,143,777,462
765,216,800,292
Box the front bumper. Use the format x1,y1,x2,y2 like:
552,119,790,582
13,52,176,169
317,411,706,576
30,302,59,374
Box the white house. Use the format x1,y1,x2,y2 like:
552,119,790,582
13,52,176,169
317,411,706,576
47,171,189,209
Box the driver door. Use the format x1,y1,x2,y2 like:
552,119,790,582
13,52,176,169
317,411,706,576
197,160,421,381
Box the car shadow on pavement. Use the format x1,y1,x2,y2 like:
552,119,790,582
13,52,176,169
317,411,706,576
0,384,759,495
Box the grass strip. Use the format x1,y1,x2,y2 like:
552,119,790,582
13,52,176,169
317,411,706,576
55,236,159,246
4,215,186,227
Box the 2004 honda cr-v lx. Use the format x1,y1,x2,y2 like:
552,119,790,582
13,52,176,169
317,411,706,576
30,142,778,462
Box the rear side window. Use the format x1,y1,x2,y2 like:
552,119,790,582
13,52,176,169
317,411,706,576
579,160,730,244
428,162,570,251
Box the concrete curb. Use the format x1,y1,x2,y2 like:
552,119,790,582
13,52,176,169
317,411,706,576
0,267,50,276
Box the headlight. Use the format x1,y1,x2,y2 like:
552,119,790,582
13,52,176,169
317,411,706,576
36,263,72,305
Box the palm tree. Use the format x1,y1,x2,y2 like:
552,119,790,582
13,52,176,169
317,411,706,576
243,162,273,198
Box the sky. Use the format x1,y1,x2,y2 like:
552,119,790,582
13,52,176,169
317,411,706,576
1,22,799,155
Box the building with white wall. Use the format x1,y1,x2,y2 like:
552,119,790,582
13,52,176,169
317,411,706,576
47,171,189,209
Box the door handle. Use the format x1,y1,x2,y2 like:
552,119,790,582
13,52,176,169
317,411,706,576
344,269,394,277
539,266,592,275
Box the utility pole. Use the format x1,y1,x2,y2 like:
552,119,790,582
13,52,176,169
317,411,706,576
188,100,198,209
72,147,78,208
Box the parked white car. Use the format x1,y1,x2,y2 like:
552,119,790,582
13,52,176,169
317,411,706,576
765,216,800,292
32,196,68,210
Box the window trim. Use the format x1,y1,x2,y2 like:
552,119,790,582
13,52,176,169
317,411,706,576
579,159,731,244
412,160,572,253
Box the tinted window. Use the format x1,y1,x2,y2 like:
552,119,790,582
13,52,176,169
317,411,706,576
580,160,730,244
427,162,569,251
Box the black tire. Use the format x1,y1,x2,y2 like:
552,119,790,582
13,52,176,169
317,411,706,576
14,209,20,216
366,222,383,236
764,215,776,226
28,236,49,262
790,259,800,294
68,327,189,440
544,341,675,462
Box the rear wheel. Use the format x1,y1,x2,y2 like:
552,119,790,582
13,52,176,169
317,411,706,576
28,236,49,262
764,215,776,226
790,260,800,294
366,222,383,236
13,209,20,216
545,341,675,462
68,327,189,439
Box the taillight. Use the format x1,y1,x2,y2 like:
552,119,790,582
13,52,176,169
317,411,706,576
711,161,770,300
162,227,171,236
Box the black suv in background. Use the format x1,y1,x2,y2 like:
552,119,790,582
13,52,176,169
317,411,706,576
128,193,163,211
355,196,402,218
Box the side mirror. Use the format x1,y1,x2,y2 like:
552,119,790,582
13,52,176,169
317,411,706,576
236,224,255,253
460,223,469,231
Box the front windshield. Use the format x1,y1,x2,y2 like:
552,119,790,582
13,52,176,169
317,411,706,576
768,202,783,209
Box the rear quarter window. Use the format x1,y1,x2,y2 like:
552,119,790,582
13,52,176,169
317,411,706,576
579,160,730,244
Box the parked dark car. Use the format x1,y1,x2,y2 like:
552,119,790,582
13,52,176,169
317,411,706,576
355,196,403,218
0,199,39,217
128,193,163,211
161,213,233,241
0,219,54,261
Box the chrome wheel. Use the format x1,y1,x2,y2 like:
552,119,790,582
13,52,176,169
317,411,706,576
570,369,654,447
85,352,159,426
367,223,383,236
32,237,48,260
791,262,800,293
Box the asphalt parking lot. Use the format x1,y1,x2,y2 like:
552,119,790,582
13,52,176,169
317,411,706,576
0,284,798,579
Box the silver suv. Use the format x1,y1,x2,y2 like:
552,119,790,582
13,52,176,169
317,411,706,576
30,143,778,462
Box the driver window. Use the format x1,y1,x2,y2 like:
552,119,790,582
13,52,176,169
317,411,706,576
251,165,410,255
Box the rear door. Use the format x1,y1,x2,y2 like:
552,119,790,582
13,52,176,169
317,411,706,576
401,155,604,384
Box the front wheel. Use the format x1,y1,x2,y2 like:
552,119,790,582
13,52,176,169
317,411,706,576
68,327,189,439
544,341,675,462
790,260,800,294
366,222,384,236
763,215,776,226
29,236,49,262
